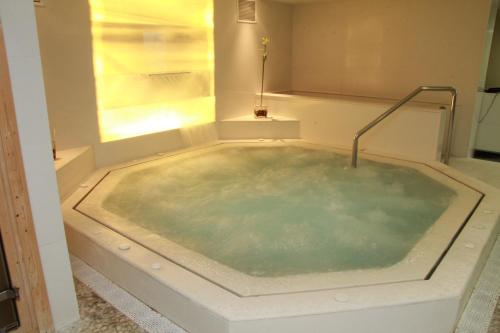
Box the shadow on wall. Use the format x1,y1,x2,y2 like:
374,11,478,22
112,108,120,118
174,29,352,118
35,0,100,150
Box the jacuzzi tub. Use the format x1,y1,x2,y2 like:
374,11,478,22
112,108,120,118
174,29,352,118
63,140,500,333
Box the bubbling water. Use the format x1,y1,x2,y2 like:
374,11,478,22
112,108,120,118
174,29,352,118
103,146,456,277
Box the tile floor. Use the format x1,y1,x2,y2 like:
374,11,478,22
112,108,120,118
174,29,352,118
451,157,499,333
65,247,500,333
449,157,500,189
455,237,500,333
60,279,145,333
489,302,500,333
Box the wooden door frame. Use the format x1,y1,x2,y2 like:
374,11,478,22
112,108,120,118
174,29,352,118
0,22,54,333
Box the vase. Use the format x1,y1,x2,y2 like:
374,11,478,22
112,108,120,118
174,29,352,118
254,105,268,118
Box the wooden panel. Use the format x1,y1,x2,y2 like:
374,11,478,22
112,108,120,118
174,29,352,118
0,23,54,333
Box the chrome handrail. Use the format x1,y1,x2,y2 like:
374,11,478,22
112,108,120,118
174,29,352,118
351,86,457,168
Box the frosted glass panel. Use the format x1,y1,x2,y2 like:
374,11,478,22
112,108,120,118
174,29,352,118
89,0,215,142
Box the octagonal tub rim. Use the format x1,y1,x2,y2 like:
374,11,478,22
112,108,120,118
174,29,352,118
62,139,500,333
73,140,482,297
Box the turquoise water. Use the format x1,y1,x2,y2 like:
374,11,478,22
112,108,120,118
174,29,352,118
101,146,456,277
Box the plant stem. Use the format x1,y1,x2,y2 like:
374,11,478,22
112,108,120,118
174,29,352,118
260,53,266,107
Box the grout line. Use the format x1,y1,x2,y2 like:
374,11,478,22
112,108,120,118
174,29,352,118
455,236,500,333
69,255,187,333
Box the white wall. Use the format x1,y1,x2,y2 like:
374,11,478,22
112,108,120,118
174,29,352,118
290,0,492,157
475,92,500,152
263,93,446,161
35,0,100,150
35,0,494,159
37,0,294,148
469,1,499,154
214,0,293,120
486,9,500,87
0,0,79,330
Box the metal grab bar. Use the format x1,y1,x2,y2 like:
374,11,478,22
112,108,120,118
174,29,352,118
351,86,457,168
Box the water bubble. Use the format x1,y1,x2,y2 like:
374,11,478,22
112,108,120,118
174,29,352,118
118,244,131,251
334,294,349,302
97,146,456,276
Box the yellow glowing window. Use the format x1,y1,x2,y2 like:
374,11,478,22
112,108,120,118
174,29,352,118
89,0,215,142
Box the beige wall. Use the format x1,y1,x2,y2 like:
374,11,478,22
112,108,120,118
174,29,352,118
291,0,492,156
37,0,293,147
36,0,492,157
215,0,293,120
486,10,500,87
